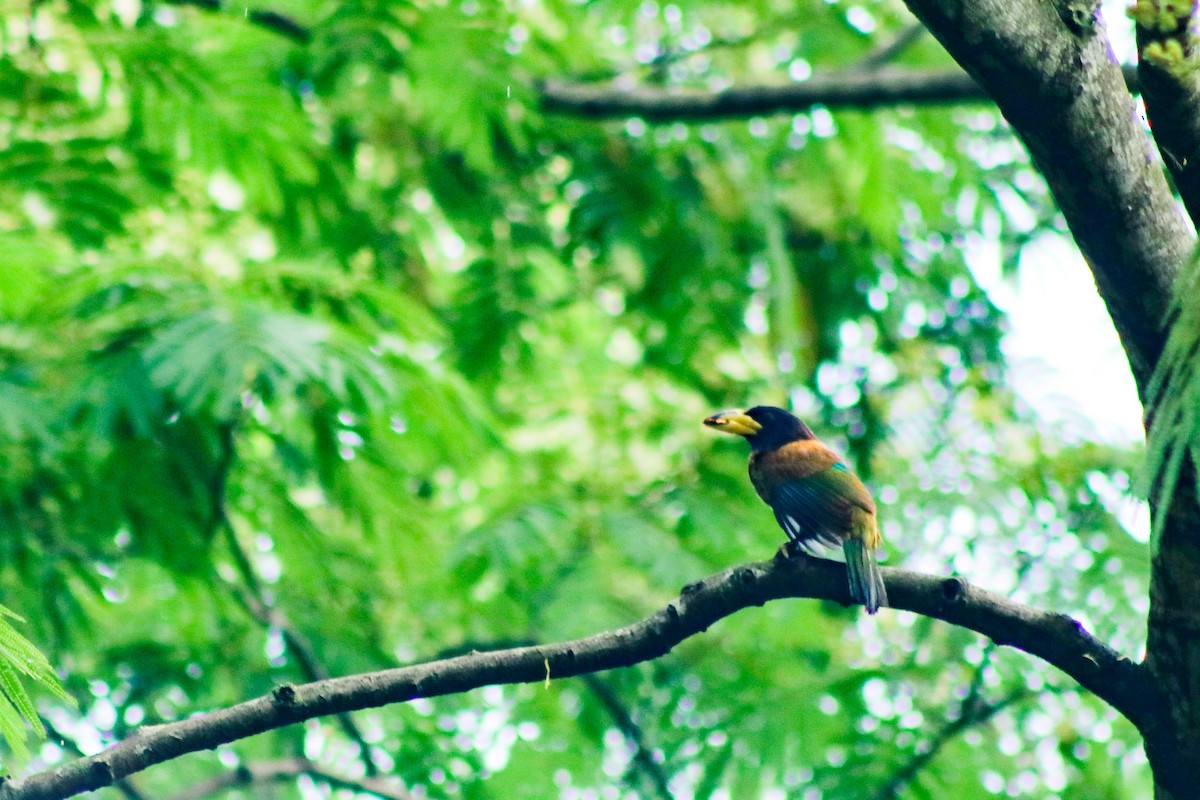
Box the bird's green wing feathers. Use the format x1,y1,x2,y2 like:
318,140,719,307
769,466,871,546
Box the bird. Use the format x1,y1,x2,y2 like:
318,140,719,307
703,405,887,614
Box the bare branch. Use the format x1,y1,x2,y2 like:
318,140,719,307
223,552,383,777
580,675,674,800
3,553,1151,800
853,23,927,71
170,759,410,800
162,0,310,42
210,423,383,778
38,719,149,800
871,685,1065,800
541,69,984,120
539,65,1142,120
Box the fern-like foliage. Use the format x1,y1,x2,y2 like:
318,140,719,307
1142,250,1200,551
0,606,72,768
143,301,388,421
0,0,1160,794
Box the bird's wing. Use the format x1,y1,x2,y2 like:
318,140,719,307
769,472,859,546
761,453,875,541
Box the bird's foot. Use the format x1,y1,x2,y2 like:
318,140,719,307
774,540,803,562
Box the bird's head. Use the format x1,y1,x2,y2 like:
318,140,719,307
703,406,815,451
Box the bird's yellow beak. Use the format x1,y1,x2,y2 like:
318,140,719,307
703,410,762,437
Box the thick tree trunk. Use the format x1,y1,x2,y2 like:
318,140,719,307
546,0,1200,789
1144,461,1200,799
896,0,1198,795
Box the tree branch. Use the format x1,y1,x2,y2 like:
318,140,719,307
211,422,383,779
162,0,310,42
223,548,383,777
853,23,928,71
579,674,674,800
871,685,1056,800
169,758,410,800
539,64,1142,120
1134,2,1200,230
3,553,1151,800
37,719,149,800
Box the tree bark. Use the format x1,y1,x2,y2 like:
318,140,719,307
1,554,1147,800
540,69,995,119
539,64,1142,119
895,1,1197,797
1134,2,1200,229
900,0,1189,392
544,1,1200,792
1144,460,1200,799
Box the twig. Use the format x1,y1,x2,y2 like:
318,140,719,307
870,685,1062,800
168,758,410,800
853,23,927,71
580,675,674,800
38,718,149,800
161,0,310,42
210,424,383,778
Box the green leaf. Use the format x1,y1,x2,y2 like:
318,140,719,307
0,606,73,766
1139,247,1200,550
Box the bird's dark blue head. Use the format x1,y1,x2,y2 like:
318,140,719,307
703,405,815,452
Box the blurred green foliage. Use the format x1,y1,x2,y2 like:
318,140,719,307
1142,248,1200,551
0,0,1153,797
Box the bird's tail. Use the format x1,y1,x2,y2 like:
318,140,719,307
844,509,887,614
